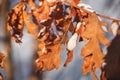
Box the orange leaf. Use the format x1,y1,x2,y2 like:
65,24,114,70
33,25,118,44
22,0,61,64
35,44,63,71
71,0,80,5
64,50,74,67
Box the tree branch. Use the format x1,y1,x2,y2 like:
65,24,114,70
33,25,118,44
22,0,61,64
96,13,120,22
65,1,120,22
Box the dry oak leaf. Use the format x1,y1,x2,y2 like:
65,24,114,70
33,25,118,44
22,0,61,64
82,39,105,74
32,0,50,21
35,44,63,71
81,12,110,46
23,10,39,36
79,12,110,74
7,2,26,43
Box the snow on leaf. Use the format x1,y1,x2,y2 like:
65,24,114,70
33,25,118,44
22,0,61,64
67,33,78,51
76,22,85,36
78,3,94,13
47,0,56,3
76,22,82,31
110,21,119,36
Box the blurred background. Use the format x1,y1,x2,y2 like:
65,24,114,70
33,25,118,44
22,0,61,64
0,0,120,80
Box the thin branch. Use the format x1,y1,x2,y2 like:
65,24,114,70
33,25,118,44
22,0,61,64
96,13,120,22
65,1,120,22
100,68,107,80
91,71,99,80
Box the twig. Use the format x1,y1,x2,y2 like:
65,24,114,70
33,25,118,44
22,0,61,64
96,13,120,22
100,68,107,80
91,71,99,80
65,1,120,22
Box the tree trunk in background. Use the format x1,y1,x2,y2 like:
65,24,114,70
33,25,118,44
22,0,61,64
1,0,13,80
104,28,120,80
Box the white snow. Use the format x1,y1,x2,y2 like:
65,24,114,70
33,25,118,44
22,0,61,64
76,22,82,31
47,0,56,3
77,3,95,12
67,33,78,51
111,22,119,36
38,1,43,6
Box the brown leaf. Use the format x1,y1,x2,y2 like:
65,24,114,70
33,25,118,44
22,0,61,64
81,38,105,74
81,13,110,45
70,6,77,17
71,0,80,5
7,1,112,78
23,10,40,37
32,0,50,21
76,22,85,35
28,0,35,9
80,12,110,75
82,51,105,74
61,19,72,44
7,2,26,43
35,44,63,71
69,23,75,34
50,2,67,20
82,54,93,74
97,22,110,46
81,38,97,57
64,50,74,67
